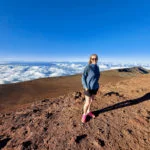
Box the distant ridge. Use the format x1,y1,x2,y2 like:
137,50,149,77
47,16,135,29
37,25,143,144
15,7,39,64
118,67,149,74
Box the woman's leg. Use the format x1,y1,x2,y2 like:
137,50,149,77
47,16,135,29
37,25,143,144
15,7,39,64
83,95,91,115
82,95,95,122
81,95,91,123
87,95,95,114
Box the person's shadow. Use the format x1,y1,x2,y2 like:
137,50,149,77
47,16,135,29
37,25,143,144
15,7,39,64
93,92,150,116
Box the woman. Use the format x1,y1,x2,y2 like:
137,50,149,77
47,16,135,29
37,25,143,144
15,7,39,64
81,54,100,123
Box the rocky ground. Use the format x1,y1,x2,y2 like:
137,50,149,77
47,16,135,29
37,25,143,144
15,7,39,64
0,69,150,150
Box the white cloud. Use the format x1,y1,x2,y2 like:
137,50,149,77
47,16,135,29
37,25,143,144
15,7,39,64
0,62,149,84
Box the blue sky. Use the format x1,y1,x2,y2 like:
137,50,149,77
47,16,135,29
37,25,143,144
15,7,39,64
0,0,150,63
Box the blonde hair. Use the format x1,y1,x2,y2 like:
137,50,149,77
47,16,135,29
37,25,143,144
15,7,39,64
88,54,98,64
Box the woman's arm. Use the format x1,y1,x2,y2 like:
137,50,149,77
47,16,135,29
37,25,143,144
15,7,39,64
81,66,89,90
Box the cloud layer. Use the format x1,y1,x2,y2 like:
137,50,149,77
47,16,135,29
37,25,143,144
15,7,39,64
0,62,150,84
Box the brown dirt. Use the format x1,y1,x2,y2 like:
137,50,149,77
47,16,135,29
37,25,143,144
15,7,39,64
0,69,129,112
0,69,150,150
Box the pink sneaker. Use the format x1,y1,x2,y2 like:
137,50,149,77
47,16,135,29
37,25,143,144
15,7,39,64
88,112,95,118
81,114,87,123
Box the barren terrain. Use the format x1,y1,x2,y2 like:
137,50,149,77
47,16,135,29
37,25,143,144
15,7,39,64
0,67,150,150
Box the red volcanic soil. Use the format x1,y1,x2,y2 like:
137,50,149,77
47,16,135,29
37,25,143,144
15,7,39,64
0,68,150,150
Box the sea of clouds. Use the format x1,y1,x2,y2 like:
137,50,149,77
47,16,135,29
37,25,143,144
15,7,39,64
0,62,150,84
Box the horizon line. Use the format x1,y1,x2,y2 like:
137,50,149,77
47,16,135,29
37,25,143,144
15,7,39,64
0,60,150,65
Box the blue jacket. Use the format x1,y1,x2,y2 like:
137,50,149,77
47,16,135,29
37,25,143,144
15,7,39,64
82,64,100,90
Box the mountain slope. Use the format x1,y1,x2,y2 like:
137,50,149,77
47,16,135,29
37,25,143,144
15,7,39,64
0,67,149,112
0,74,150,150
